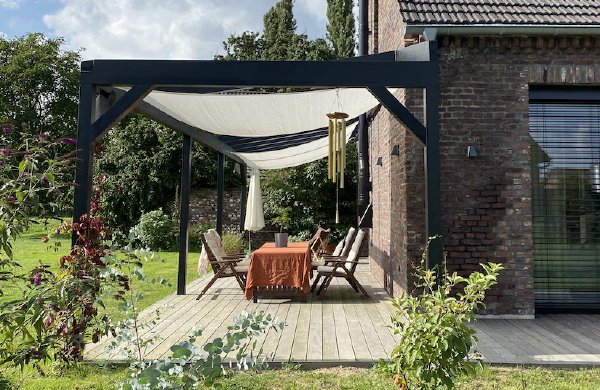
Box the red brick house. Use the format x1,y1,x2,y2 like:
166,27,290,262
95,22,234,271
367,0,600,315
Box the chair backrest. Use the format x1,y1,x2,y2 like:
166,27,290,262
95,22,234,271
340,227,356,257
309,227,330,259
345,229,366,273
331,240,344,256
200,232,227,274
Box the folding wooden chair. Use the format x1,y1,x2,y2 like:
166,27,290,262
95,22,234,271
311,229,369,297
196,232,248,300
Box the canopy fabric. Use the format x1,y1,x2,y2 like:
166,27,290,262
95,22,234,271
121,87,383,169
140,88,378,136
244,169,265,232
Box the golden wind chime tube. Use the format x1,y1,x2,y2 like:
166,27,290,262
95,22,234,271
327,112,349,223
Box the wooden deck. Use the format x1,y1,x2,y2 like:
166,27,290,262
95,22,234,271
85,263,401,365
85,263,600,367
475,314,600,366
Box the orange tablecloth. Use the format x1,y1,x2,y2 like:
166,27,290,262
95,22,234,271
244,242,311,300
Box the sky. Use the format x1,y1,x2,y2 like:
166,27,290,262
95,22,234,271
0,0,333,60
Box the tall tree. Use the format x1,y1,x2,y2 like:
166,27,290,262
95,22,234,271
0,33,80,140
326,0,356,58
262,0,297,60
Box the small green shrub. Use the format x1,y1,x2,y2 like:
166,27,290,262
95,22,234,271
381,238,503,390
136,209,176,251
221,230,243,255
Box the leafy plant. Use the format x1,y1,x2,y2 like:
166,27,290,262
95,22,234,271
0,124,76,296
271,206,292,233
382,238,503,390
221,230,243,255
120,311,285,389
135,209,176,251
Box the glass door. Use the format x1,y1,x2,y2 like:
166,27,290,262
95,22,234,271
530,101,600,309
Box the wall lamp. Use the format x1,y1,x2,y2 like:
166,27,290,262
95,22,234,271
467,146,477,158
376,156,383,166
391,144,400,156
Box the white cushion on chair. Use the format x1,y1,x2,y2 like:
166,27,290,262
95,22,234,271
331,240,344,256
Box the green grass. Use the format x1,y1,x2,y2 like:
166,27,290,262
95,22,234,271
1,220,203,319
0,365,600,390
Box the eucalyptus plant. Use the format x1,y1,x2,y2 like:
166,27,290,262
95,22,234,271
120,311,285,389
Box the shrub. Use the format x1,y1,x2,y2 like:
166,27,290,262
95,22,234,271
221,230,243,255
382,238,503,390
136,209,176,251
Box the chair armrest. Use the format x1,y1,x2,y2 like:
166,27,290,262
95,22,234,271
215,258,243,264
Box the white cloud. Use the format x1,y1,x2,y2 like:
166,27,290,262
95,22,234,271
296,0,327,23
0,0,21,9
43,0,277,60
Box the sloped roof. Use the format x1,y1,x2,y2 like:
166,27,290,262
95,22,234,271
399,0,600,25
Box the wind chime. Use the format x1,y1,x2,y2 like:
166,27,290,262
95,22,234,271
327,111,348,224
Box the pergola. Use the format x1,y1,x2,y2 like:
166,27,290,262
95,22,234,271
73,40,441,295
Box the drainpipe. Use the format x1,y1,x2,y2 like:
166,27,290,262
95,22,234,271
357,0,372,227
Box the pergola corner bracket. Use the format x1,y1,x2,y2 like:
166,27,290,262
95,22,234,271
367,85,427,145
91,84,154,140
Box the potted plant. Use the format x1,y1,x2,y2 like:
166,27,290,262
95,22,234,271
272,207,292,247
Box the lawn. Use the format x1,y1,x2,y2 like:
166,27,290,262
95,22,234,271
1,364,600,390
0,219,203,319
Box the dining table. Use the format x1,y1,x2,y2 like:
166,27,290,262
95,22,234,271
244,241,312,302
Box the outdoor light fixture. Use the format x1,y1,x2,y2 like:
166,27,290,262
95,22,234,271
376,156,383,166
467,145,477,158
391,144,400,156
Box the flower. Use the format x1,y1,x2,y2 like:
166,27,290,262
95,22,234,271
0,160,3,166
23,153,29,159
38,135,48,142
33,273,42,285
60,138,77,145
41,177,49,185
0,148,13,155
2,126,11,133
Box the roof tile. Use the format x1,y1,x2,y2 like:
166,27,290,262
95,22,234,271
399,0,600,25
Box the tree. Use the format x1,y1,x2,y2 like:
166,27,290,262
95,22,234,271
96,115,240,233
0,34,80,141
326,0,356,58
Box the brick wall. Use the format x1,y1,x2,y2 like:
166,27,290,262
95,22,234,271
189,188,242,231
369,0,600,315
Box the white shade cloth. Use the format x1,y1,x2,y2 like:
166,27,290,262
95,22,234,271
244,169,265,231
141,88,378,136
118,86,386,170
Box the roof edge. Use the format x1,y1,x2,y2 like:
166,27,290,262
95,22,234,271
406,24,600,37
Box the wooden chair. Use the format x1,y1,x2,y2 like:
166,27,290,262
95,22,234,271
312,227,356,271
311,229,368,297
308,227,330,260
196,232,248,300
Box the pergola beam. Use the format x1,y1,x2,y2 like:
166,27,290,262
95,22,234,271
92,84,154,140
368,86,427,145
80,59,434,88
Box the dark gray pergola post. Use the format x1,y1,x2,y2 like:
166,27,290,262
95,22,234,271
216,152,225,236
239,164,247,232
177,134,192,295
424,42,442,270
73,82,97,231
